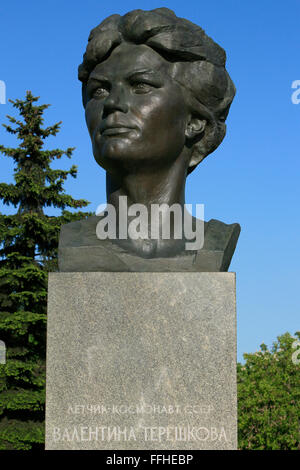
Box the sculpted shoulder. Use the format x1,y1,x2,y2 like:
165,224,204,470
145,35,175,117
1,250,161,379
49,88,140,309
59,216,100,248
58,216,240,272
203,219,241,251
202,219,241,271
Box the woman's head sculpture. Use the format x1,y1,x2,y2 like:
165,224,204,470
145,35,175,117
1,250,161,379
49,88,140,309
59,7,240,268
78,7,235,175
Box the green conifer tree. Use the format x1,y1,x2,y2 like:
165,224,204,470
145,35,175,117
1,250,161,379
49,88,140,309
0,91,91,449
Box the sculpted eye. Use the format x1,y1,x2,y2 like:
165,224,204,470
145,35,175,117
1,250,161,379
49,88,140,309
132,82,152,94
92,86,109,98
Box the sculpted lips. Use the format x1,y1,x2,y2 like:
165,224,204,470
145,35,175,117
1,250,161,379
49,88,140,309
102,127,134,136
99,121,137,137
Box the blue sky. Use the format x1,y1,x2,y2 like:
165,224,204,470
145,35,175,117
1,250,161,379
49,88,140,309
0,0,299,362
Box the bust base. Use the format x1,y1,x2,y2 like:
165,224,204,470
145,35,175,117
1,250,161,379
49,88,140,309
46,272,237,450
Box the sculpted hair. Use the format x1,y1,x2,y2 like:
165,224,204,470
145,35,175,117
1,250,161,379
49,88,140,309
78,7,235,174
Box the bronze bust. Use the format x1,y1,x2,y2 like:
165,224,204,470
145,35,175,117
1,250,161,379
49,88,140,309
59,8,240,272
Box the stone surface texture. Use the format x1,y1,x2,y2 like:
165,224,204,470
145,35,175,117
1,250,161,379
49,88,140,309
46,272,237,450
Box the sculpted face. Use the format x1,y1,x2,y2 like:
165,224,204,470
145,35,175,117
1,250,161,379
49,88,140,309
84,42,190,175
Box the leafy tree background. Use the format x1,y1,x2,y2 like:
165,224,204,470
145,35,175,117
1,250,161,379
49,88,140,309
0,92,91,450
238,331,300,450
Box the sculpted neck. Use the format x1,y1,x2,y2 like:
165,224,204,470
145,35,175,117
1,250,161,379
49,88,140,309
107,168,186,208
105,151,189,258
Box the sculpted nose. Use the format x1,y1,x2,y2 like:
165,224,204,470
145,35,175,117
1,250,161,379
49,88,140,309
103,85,128,117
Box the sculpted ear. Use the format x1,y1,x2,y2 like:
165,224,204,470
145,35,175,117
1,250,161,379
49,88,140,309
185,117,207,140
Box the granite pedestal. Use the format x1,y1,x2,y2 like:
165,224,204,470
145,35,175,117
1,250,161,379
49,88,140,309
45,272,237,450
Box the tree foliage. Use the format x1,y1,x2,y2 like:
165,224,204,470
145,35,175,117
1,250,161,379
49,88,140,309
0,91,91,449
238,331,300,450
